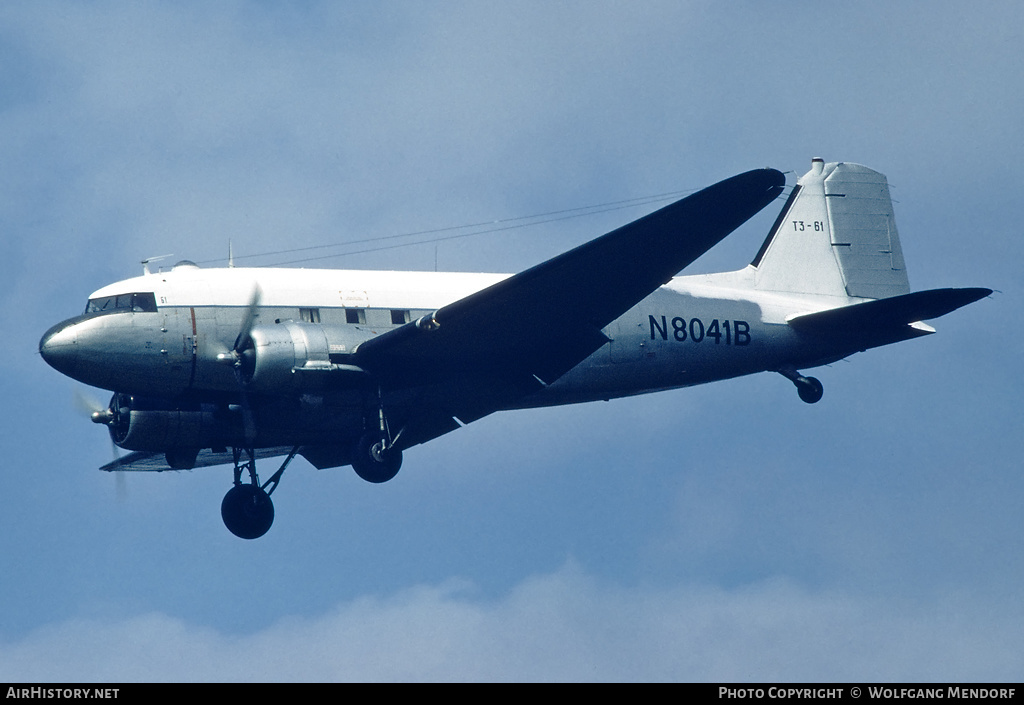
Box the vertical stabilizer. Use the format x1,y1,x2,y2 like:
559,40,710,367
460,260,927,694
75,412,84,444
752,159,910,299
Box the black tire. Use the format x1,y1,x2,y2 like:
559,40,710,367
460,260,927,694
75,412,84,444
351,433,403,484
797,376,824,404
221,484,275,539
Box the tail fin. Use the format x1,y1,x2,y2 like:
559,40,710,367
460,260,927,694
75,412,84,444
752,159,910,299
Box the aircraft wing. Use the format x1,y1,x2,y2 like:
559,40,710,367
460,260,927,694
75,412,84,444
353,168,786,424
101,446,297,472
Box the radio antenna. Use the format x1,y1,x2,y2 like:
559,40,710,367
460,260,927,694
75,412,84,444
141,254,173,275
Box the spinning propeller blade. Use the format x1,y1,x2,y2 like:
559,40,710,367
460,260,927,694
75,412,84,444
234,284,262,355
73,388,127,500
230,285,262,444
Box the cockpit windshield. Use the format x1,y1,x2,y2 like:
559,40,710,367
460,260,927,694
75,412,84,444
85,292,158,315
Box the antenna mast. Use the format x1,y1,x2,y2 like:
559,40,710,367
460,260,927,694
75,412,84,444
141,254,173,275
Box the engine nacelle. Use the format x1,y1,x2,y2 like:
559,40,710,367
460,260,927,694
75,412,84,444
239,322,371,392
103,394,242,453
100,392,360,463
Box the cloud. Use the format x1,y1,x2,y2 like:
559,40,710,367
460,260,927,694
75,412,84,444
2,564,1020,682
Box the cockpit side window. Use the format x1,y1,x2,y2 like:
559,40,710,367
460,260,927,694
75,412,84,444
132,292,158,312
85,292,158,315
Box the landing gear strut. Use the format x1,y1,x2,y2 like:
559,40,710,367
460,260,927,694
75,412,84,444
778,366,824,404
351,387,403,484
220,446,298,539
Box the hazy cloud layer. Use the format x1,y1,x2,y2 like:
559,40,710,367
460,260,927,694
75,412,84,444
4,564,1021,682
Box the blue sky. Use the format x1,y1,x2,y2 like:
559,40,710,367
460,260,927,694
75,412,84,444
1,1,1021,681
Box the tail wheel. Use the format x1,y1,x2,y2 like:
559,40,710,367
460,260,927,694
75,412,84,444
778,367,824,404
351,433,403,484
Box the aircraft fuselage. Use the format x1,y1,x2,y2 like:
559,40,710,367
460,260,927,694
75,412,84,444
41,264,856,435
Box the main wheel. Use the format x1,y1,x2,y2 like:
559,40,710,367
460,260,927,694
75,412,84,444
351,433,403,484
797,376,824,404
221,484,275,539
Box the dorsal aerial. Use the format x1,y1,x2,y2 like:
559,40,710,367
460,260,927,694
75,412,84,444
39,160,990,539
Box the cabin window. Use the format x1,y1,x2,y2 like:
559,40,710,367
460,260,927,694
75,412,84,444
299,307,321,323
390,309,410,325
345,308,366,324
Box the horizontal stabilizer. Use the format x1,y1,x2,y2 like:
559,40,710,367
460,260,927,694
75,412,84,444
788,288,991,336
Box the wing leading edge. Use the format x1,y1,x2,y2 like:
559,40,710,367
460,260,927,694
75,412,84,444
354,168,787,409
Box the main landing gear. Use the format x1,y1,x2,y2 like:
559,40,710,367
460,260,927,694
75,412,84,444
221,389,405,537
778,366,824,404
221,446,298,539
351,389,403,484
351,432,403,483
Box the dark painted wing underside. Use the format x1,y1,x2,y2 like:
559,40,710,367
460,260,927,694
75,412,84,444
108,169,786,470
354,168,786,425
101,446,297,472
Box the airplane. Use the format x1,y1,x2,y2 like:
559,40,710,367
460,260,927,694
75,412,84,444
39,159,991,539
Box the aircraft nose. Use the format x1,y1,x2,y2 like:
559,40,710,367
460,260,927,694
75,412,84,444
39,320,79,376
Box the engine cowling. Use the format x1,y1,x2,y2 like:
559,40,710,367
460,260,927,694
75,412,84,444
103,394,242,452
236,322,371,392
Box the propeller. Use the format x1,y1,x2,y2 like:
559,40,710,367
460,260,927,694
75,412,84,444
233,284,262,360
216,284,262,444
72,386,106,420
217,284,261,368
73,388,127,501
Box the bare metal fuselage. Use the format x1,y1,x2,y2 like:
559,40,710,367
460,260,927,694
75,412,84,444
40,264,860,456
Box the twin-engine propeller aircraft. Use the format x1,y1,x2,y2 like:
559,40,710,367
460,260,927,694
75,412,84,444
40,159,990,539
